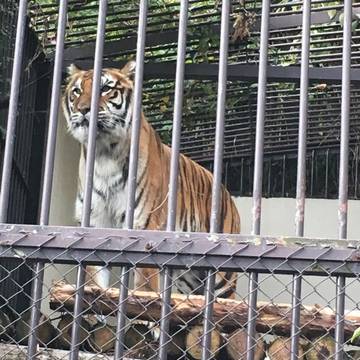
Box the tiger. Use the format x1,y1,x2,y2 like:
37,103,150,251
62,60,240,298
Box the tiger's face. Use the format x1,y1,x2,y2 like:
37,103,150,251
62,61,135,146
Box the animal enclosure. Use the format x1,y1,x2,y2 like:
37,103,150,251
1,0,360,360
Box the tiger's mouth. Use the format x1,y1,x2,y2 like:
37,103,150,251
72,118,89,128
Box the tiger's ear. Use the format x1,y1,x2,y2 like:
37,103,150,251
121,60,136,80
67,63,81,77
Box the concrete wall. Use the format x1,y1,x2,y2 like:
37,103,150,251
43,113,360,314
233,197,360,310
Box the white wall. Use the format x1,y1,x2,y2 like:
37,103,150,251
42,112,80,316
233,197,360,310
233,196,360,240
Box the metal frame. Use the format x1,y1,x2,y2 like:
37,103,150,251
0,1,356,359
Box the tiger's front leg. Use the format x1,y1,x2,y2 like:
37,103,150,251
76,191,113,289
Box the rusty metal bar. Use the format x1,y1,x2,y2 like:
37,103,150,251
125,0,148,229
201,0,230,358
0,0,28,222
70,1,108,357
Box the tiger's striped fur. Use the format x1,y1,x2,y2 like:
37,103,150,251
62,61,240,298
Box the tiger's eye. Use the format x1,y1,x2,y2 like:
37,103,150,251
72,88,81,95
102,85,111,93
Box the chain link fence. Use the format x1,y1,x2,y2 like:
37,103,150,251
0,225,360,359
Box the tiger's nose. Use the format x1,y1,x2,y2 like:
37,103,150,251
78,103,90,115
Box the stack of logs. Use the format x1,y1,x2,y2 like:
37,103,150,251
2,281,360,359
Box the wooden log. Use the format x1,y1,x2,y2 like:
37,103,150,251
0,311,14,341
226,328,265,360
267,337,305,360
88,323,116,353
0,342,137,359
305,335,335,360
14,310,58,347
185,325,222,359
49,282,360,339
167,327,187,358
57,314,91,350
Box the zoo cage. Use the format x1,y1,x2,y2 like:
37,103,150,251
1,0,360,360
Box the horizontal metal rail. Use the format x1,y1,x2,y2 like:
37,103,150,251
0,224,359,275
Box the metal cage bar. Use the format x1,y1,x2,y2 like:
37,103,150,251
0,0,28,222
159,1,189,358
124,0,148,229
114,268,130,359
335,1,352,358
291,1,311,358
27,1,68,356
247,1,270,359
70,1,108,357
116,1,148,356
202,1,230,358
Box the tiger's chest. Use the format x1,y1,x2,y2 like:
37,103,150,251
75,154,147,229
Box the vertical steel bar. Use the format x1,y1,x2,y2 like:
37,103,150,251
335,276,346,360
159,2,189,359
291,2,310,358
166,0,188,231
69,264,86,360
209,0,230,234
248,2,270,359
0,0,28,222
201,269,216,360
81,0,108,227
114,268,130,359
251,0,270,236
27,2,68,356
159,266,173,360
118,1,148,356
27,263,44,359
125,0,148,229
39,0,68,226
246,272,258,360
201,1,230,359
325,149,329,198
335,2,352,359
295,0,311,239
338,0,352,240
290,274,302,360
70,2,107,358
